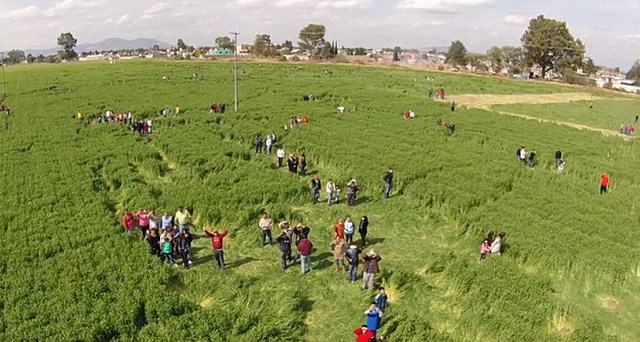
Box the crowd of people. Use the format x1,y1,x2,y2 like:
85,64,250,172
284,115,310,130
515,146,537,168
435,118,456,135
209,102,227,114
403,110,416,119
255,132,278,154
619,123,636,136
479,231,506,260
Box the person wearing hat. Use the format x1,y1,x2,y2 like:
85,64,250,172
383,169,393,200
353,324,375,342
330,235,346,272
362,249,382,290
346,244,362,283
347,179,359,206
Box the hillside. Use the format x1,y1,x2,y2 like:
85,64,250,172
0,60,638,341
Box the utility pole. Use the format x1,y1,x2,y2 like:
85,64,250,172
1,52,6,99
230,31,239,112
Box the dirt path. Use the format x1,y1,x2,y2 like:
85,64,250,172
441,93,632,139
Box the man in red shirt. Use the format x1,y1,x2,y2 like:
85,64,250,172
600,173,610,195
354,325,375,342
204,227,229,270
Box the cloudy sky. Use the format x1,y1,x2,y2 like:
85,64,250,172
1,0,639,69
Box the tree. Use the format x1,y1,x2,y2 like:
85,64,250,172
152,44,160,51
6,49,26,64
26,54,35,63
215,36,234,51
393,46,401,62
281,40,293,54
446,40,467,67
254,34,276,57
582,57,600,76
57,32,78,61
627,60,640,82
521,15,585,78
176,39,187,50
487,46,504,73
500,46,526,74
298,23,326,58
467,53,488,72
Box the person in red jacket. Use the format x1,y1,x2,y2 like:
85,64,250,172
204,227,228,270
122,209,137,233
354,325,375,342
600,173,610,195
297,236,314,274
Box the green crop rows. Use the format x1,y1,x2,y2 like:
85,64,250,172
1,60,639,341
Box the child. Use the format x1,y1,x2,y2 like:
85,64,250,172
479,239,491,261
374,287,388,313
161,238,176,265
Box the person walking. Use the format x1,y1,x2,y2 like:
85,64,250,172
362,249,381,290
354,325,375,342
358,216,369,248
259,213,273,247
265,134,273,154
330,236,346,272
175,229,193,268
364,303,383,336
326,178,336,205
555,149,562,169
297,236,314,274
174,206,192,232
311,174,321,204
346,245,362,283
347,179,359,206
276,147,285,167
204,227,229,270
600,173,610,195
122,209,137,233
383,169,393,200
344,216,356,244
276,230,292,270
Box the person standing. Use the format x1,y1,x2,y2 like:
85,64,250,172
174,206,192,232
299,154,307,176
161,211,173,230
122,209,137,233
364,303,383,336
265,134,273,154
276,147,285,167
519,146,527,164
136,208,149,240
347,179,359,206
600,173,610,194
354,325,375,342
276,230,292,270
358,216,369,248
344,216,355,244
362,249,381,290
451,101,456,112
297,236,314,274
287,154,298,174
204,227,229,270
555,149,562,169
255,133,263,154
174,105,180,115
490,232,505,256
334,219,345,239
330,236,346,272
383,169,393,200
145,228,161,256
175,229,193,268
346,245,362,283
326,178,336,205
160,238,176,265
528,149,537,168
311,174,321,204
259,213,273,247
374,287,388,313
480,238,491,260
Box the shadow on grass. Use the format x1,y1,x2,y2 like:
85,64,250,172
312,251,334,270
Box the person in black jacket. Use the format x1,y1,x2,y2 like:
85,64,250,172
358,216,369,248
276,231,292,270
383,170,393,200
145,228,161,257
311,174,321,204
555,148,562,169
345,245,362,283
175,229,193,269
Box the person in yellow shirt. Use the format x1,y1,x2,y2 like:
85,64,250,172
76,111,83,120
175,105,180,115
174,206,191,232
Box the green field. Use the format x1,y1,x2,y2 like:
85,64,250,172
1,60,639,342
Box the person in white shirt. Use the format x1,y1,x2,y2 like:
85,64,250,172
519,147,526,163
259,214,273,247
276,148,285,168
337,106,345,114
265,135,273,154
326,179,336,205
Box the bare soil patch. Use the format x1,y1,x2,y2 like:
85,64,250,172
600,296,619,311
444,92,598,109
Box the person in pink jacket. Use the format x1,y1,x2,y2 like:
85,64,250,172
479,238,491,261
136,208,150,240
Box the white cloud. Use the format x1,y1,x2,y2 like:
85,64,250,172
617,33,640,39
396,0,494,12
504,14,526,24
316,0,371,9
52,0,106,11
274,0,310,7
116,14,130,24
4,5,44,20
142,2,169,18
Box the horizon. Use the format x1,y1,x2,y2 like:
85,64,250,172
1,0,639,69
